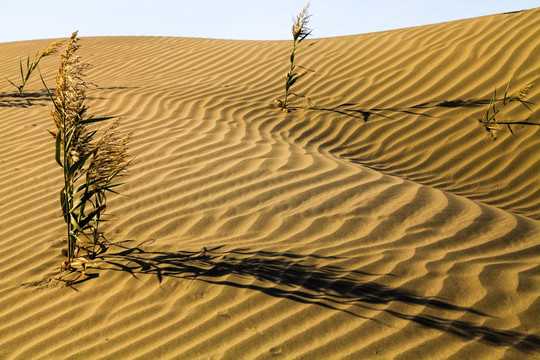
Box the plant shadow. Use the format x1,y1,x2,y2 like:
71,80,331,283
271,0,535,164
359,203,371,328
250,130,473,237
92,241,540,353
0,86,138,108
0,91,51,108
293,98,491,122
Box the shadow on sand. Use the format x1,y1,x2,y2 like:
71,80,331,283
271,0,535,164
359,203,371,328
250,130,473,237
284,98,490,122
92,241,540,353
0,86,136,108
0,90,51,108
291,99,539,133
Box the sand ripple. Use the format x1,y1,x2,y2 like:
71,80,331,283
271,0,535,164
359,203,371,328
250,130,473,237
0,7,539,360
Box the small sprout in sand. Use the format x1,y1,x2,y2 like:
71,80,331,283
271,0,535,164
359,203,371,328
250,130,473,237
42,31,133,284
7,40,63,95
480,81,535,137
275,2,316,112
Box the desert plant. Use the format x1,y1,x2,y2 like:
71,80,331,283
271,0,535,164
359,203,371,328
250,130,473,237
43,31,132,275
275,2,315,112
7,40,63,95
480,81,534,136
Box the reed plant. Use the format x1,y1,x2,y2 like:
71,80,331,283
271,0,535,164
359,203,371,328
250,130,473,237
275,2,315,112
481,81,534,136
43,32,133,276
7,40,63,95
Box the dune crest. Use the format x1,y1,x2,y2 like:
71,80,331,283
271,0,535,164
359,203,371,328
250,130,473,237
0,7,539,360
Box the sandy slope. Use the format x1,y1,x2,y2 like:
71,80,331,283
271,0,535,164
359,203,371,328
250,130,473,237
0,7,539,360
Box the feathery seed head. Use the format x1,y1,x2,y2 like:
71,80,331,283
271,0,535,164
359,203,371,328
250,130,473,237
292,3,311,41
41,40,64,57
52,30,95,166
87,120,133,189
512,84,534,100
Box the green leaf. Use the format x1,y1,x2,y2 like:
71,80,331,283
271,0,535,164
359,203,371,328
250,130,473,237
80,116,117,125
297,65,315,73
64,125,79,151
482,96,494,123
60,188,70,223
19,59,24,83
68,150,95,177
298,29,313,42
288,73,305,88
25,59,35,83
489,89,497,121
503,81,511,104
71,187,98,212
55,131,63,167
518,99,533,111
286,71,298,80
75,182,90,194
78,205,107,230
288,77,298,88
71,197,83,213
76,178,103,193
70,213,83,231
101,183,125,195
39,70,62,114
6,78,17,87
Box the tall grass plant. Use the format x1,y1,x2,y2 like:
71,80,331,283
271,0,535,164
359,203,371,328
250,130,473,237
43,32,132,280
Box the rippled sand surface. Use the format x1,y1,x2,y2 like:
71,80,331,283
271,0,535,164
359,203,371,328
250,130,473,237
0,8,539,360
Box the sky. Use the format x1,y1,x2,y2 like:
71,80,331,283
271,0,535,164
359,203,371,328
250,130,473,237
0,0,538,43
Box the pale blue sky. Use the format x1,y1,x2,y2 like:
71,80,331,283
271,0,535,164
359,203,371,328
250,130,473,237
1,0,538,43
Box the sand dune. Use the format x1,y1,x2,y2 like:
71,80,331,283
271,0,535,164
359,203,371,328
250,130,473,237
0,7,539,360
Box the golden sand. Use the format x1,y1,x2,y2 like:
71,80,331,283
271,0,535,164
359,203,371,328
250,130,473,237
0,8,539,360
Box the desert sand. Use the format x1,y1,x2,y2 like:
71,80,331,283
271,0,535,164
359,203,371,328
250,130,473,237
0,7,539,360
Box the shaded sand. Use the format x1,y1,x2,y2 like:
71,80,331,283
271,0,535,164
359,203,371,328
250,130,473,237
1,8,539,360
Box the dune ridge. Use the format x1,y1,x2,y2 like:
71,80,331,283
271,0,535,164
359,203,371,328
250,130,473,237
1,7,539,360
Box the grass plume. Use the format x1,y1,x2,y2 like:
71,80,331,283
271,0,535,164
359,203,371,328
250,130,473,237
7,40,63,95
43,31,133,279
85,120,133,255
275,2,315,112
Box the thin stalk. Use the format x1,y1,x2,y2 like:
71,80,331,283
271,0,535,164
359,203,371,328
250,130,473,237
283,41,298,108
278,3,314,111
61,96,75,263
